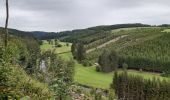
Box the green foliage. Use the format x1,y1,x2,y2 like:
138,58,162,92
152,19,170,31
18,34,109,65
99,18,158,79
113,72,170,100
54,38,62,47
71,43,77,59
122,63,128,72
20,37,40,74
108,89,115,100
81,59,92,66
0,39,53,99
72,43,86,61
95,91,102,100
98,49,111,72
98,49,118,72
0,65,53,99
66,42,69,46
41,50,75,99
120,32,170,72
96,65,101,72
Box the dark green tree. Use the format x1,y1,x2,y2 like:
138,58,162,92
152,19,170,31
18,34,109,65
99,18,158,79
98,49,118,72
76,43,86,61
109,50,119,70
98,49,111,72
71,43,77,59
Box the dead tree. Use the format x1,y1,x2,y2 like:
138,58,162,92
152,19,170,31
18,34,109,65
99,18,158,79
5,0,9,47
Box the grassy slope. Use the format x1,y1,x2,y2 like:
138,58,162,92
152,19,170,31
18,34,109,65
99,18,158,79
86,27,165,63
41,39,168,89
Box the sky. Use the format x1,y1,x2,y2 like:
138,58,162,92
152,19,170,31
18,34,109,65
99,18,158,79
0,0,170,32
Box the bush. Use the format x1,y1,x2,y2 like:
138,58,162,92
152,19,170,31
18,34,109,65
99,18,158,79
0,65,54,99
81,60,91,67
55,44,62,47
161,71,170,77
122,63,128,71
96,65,101,72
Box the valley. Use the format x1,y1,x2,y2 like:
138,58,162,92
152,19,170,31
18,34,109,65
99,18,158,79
2,24,170,99
1,0,170,99
40,37,169,89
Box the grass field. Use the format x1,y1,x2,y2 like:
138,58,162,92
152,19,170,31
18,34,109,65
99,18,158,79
162,29,170,32
41,41,169,89
41,40,71,53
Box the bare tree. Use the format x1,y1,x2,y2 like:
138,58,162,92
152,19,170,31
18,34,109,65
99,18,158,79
5,0,9,47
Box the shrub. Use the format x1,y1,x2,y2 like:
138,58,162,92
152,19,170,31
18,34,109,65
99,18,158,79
96,65,101,72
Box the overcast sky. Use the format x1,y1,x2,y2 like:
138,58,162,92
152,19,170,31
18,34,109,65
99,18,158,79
0,0,170,32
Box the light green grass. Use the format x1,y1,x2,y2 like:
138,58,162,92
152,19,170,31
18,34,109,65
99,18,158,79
163,29,170,32
111,27,158,34
41,41,169,89
74,63,168,89
74,63,113,89
41,40,71,53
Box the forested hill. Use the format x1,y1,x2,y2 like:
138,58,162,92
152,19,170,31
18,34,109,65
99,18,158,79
0,27,49,38
40,23,152,41
0,23,151,40
1,24,169,41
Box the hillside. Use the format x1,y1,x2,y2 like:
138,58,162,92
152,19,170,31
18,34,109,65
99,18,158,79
1,23,151,41
2,25,170,73
0,27,49,38
85,27,170,72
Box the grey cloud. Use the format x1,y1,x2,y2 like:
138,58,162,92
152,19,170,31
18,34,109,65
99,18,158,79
0,0,170,32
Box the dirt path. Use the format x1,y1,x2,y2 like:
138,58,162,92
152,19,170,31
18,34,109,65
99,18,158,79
86,35,128,53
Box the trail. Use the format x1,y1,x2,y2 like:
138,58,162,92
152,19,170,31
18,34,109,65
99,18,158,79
86,35,128,53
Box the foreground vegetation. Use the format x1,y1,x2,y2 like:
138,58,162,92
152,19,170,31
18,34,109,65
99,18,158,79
0,36,54,99
0,34,75,99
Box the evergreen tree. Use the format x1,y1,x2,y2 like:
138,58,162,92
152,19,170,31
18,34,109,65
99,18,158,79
98,49,119,72
98,49,111,72
113,72,170,100
71,43,77,59
76,43,86,61
109,50,119,70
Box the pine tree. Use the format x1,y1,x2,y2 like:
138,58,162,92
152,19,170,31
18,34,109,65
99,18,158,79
98,49,119,72
109,50,119,70
71,43,77,59
77,43,86,61
98,49,111,72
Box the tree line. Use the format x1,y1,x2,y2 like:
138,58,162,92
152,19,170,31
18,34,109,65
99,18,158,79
112,71,170,100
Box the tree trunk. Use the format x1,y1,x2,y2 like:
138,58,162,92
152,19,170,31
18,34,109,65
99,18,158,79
5,0,9,47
